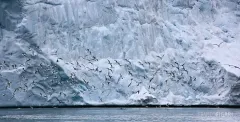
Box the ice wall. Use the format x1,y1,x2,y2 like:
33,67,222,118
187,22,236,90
0,0,240,106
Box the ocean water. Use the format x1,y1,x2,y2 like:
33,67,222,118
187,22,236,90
0,108,239,122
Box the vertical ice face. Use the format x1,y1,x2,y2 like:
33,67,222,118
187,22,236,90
0,0,240,106
22,0,192,59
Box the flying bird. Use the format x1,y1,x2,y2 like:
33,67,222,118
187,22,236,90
128,71,133,76
124,59,131,65
156,54,164,60
107,59,113,68
213,42,224,47
114,60,122,66
138,61,144,67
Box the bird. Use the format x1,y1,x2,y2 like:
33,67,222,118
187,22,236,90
26,58,31,62
73,67,79,70
193,77,196,81
88,61,93,65
11,64,17,69
24,83,28,89
86,49,92,55
170,71,175,78
128,81,132,87
165,80,168,83
107,72,113,79
107,59,113,68
124,59,131,65
128,71,133,76
149,77,154,82
56,58,62,62
22,53,27,57
136,82,142,86
70,73,76,78
92,56,98,61
56,98,64,104
5,79,11,89
83,79,89,85
34,69,39,74
180,63,186,68
138,61,144,67
156,54,164,60
142,75,147,79
114,60,122,66
76,61,81,67
151,87,156,91
136,90,140,94
107,68,113,73
104,75,109,81
81,64,86,68
144,61,151,68
95,67,99,72
92,85,96,90
213,42,224,47
117,74,123,84
174,62,180,69
182,65,188,74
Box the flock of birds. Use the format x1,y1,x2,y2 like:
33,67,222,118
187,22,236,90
0,39,239,105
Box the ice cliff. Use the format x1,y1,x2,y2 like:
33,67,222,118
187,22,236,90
0,0,240,106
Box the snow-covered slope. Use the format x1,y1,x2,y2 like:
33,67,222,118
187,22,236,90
0,0,240,106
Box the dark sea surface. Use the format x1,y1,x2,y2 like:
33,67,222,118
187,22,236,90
0,108,239,122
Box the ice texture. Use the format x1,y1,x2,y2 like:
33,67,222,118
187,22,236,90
0,0,240,106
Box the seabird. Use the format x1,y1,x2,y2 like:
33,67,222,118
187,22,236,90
56,98,64,104
124,59,131,65
128,81,132,87
149,77,154,82
213,42,224,47
86,49,92,55
114,60,122,66
138,61,144,67
156,54,164,59
107,59,113,68
128,71,133,76
107,68,113,73
56,58,62,62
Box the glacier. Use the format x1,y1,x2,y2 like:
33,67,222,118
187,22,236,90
0,0,240,106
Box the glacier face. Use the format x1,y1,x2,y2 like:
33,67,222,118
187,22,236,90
0,0,240,106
